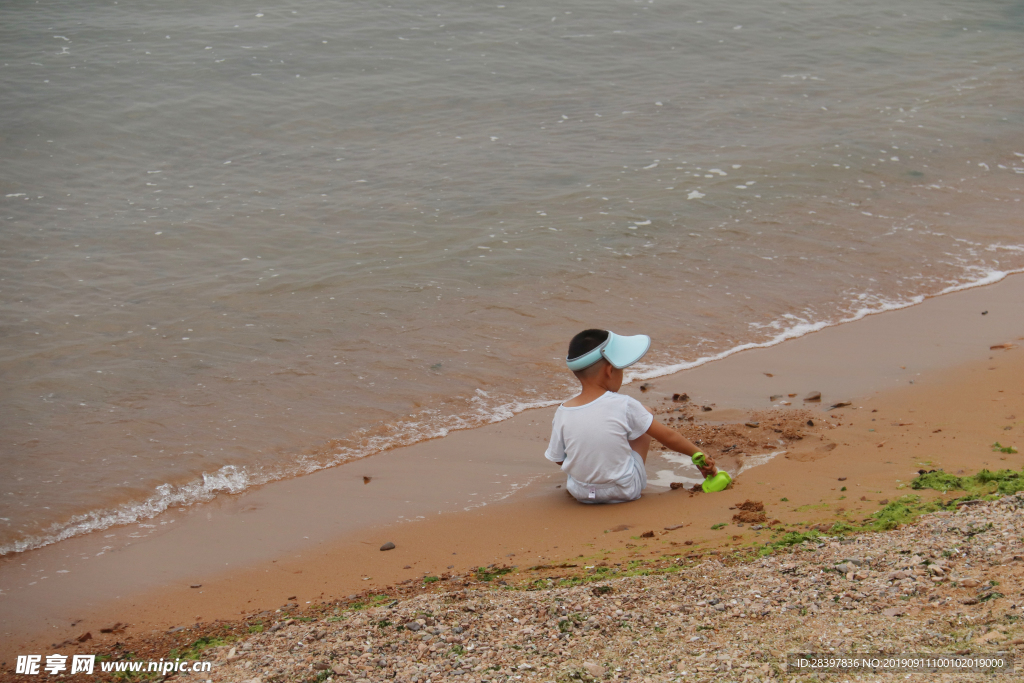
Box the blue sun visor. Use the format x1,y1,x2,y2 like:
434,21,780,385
566,331,651,371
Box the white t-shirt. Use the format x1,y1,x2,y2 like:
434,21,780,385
544,391,654,485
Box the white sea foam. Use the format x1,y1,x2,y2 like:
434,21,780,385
646,469,703,489
738,450,787,475
625,267,1024,384
0,395,562,556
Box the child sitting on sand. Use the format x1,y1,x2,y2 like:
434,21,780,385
545,329,717,504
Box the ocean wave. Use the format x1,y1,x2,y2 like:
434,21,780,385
625,267,1024,384
0,396,562,556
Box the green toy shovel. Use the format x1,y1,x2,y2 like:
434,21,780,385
691,451,732,493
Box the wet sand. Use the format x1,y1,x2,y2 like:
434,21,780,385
1,274,1023,664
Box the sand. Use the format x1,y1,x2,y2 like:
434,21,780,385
90,494,1024,683
1,274,1023,671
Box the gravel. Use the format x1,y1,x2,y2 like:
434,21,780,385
191,493,1024,683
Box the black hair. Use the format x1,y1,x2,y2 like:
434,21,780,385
567,329,609,361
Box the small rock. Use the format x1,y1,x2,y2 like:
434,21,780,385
882,607,906,617
582,661,605,677
828,401,851,409
405,621,422,631
745,421,760,428
838,477,847,481
961,579,981,588
770,394,783,401
640,530,654,538
804,391,822,402
380,542,396,551
363,476,372,484
639,383,651,392
701,405,713,412
190,584,202,588
733,511,767,524
975,630,1004,644
669,482,686,490
332,664,347,675
961,597,979,605
76,632,92,643
672,393,689,402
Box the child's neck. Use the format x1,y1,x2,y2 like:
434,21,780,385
563,383,614,407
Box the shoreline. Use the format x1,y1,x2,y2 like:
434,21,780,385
2,273,1023,665
3,344,1023,680
38,494,1024,682
6,268,1024,561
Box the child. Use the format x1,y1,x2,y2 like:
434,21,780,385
545,329,717,504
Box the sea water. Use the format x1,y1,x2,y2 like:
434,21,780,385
1,0,1023,554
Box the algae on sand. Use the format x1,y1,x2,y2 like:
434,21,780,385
912,468,1024,496
866,495,943,531
751,470,1024,560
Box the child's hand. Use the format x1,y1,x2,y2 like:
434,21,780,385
697,455,717,478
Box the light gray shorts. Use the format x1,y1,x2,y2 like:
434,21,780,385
566,451,647,505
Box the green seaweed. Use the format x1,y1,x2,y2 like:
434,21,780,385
474,566,513,582
757,494,955,557
758,530,823,555
349,594,392,610
865,495,942,531
168,634,236,661
911,471,964,493
912,468,1024,496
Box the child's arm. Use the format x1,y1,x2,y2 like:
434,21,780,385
646,419,717,476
